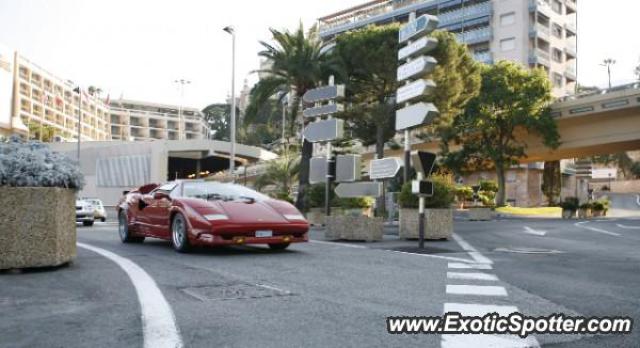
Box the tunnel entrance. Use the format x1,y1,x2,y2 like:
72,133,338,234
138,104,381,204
168,155,243,180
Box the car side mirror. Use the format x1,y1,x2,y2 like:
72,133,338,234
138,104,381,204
153,191,170,200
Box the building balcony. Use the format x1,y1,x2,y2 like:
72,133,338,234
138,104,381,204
528,0,553,18
438,2,493,27
565,0,576,14
529,23,550,42
456,26,492,45
565,42,576,59
565,22,576,37
528,49,551,66
565,65,576,81
473,51,493,64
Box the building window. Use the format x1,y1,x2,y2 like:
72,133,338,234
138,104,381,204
500,12,515,26
552,48,563,63
500,38,516,51
552,73,564,88
551,0,562,14
552,24,563,38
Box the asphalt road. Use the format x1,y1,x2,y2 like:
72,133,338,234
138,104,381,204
1,217,638,348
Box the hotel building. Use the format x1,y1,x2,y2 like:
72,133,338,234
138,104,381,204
318,0,577,97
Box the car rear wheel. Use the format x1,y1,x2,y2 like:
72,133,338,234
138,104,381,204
83,220,94,227
268,243,290,251
171,213,191,253
119,211,144,243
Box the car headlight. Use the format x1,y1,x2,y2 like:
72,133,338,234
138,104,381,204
203,214,229,221
283,214,306,221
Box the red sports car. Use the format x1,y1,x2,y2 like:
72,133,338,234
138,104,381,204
116,180,309,252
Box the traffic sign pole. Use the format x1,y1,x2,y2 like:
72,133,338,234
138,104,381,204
403,11,417,184
418,170,426,249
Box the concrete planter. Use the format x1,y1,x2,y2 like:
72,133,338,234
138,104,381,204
305,208,325,226
592,210,605,217
578,208,592,219
0,187,76,270
325,215,383,241
562,209,576,219
468,207,493,221
399,208,453,240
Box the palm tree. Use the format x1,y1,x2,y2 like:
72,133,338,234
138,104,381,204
254,147,300,200
246,23,331,210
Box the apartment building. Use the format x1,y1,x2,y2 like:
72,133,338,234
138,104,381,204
318,0,577,97
0,44,111,140
109,99,209,141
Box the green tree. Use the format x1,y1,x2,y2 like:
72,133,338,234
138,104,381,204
202,103,237,141
254,147,300,199
630,161,640,179
246,24,331,210
542,160,561,206
591,152,634,178
442,61,560,206
26,122,56,142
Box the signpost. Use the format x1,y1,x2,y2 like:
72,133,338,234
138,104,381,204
369,157,403,180
302,78,346,217
411,150,438,248
398,37,438,61
335,182,383,198
397,56,437,82
335,155,361,183
395,102,439,130
396,79,436,104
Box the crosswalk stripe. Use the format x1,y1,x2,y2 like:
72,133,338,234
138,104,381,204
442,333,539,348
448,262,492,270
447,272,499,281
446,285,507,296
444,303,517,316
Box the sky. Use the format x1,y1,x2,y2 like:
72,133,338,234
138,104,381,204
0,0,638,110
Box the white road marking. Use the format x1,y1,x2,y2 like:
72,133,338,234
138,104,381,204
448,262,492,270
523,226,547,236
616,224,640,230
574,222,621,236
447,272,499,281
387,250,476,264
256,283,291,295
309,240,367,249
77,243,183,348
452,234,493,265
446,285,507,296
444,303,518,316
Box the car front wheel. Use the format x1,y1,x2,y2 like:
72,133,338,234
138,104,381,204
268,243,290,251
83,220,94,227
119,211,144,243
171,213,191,253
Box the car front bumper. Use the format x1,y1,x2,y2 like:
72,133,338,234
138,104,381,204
193,232,308,246
76,213,94,222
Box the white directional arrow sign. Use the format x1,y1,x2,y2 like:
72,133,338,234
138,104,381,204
397,56,437,82
369,157,403,180
335,182,383,198
395,102,439,130
303,118,344,143
396,79,436,104
302,85,345,104
398,37,438,61
303,103,344,118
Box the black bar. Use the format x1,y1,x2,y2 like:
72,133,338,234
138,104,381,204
404,149,411,184
418,211,425,249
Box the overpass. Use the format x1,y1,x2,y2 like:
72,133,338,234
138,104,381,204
366,82,640,163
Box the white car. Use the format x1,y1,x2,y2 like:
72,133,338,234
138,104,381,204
84,198,107,222
76,199,95,226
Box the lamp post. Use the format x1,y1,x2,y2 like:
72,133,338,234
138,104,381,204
173,79,191,140
600,58,615,89
223,25,237,181
72,86,82,161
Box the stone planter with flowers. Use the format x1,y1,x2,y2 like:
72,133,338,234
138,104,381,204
0,137,84,270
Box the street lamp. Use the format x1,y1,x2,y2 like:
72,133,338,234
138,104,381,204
600,58,616,89
173,79,191,140
223,25,236,181
72,86,82,161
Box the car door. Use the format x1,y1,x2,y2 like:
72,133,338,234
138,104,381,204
145,183,177,238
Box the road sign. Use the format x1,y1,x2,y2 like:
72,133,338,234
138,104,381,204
369,157,403,180
302,85,345,104
335,154,361,183
335,182,383,198
303,103,344,118
397,56,438,82
398,37,438,61
398,14,439,44
303,118,344,143
310,156,327,184
396,79,436,104
411,151,437,177
395,102,439,130
412,180,434,197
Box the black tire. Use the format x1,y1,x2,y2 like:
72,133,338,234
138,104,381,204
83,220,94,227
268,243,290,251
118,211,144,243
100,217,106,222
171,213,191,253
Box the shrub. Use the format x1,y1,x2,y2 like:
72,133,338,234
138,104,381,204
579,202,593,210
479,180,498,193
335,196,375,209
560,197,579,211
0,136,84,190
305,183,326,209
455,185,473,202
592,198,610,212
398,174,456,209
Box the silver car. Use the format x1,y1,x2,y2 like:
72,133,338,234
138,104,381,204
76,199,95,226
84,198,107,222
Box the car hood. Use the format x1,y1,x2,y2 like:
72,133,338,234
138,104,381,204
182,198,290,224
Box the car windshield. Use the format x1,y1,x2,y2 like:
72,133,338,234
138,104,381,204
182,182,269,202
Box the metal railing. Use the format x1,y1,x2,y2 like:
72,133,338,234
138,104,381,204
457,26,492,45
439,2,492,26
473,51,492,64
556,82,640,103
